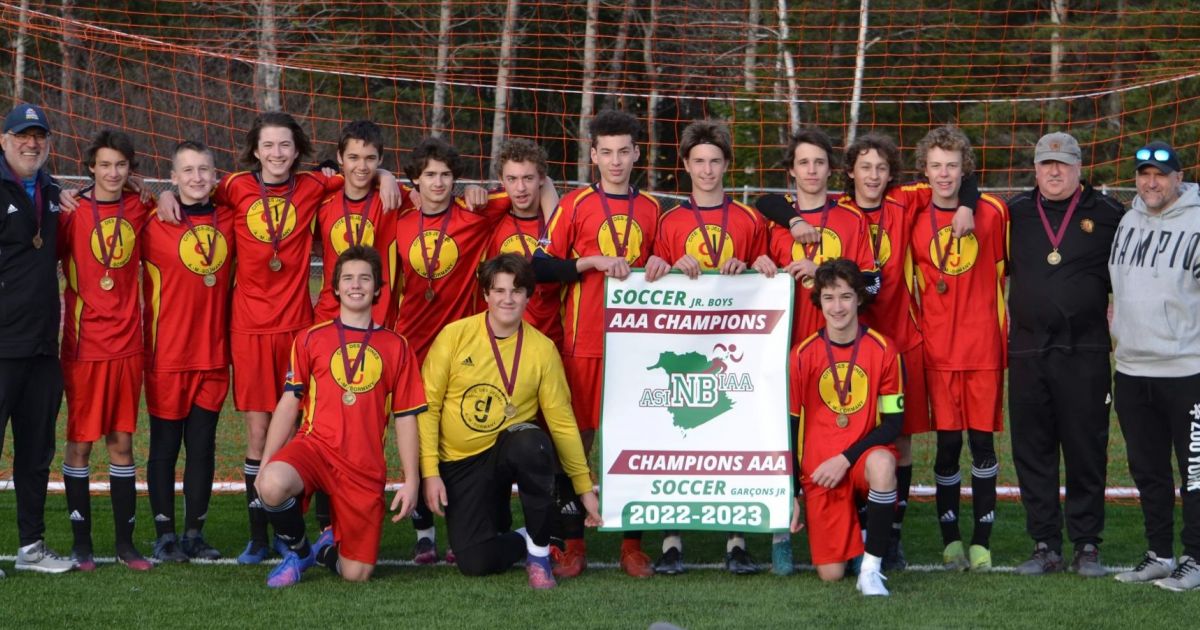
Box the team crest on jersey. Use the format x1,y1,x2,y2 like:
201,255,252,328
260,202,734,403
499,233,539,257
818,363,869,415
460,383,509,433
597,214,645,263
329,215,377,254
328,344,384,394
790,227,842,264
684,225,735,269
245,196,299,243
178,225,230,274
929,226,978,275
89,217,138,268
407,230,461,280
869,224,893,265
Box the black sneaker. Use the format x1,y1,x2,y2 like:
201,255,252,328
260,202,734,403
412,537,438,565
725,546,760,575
1014,542,1063,576
181,533,222,560
883,534,907,571
1071,543,1106,578
153,533,189,563
654,547,685,575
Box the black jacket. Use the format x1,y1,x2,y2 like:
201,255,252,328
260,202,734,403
0,153,62,358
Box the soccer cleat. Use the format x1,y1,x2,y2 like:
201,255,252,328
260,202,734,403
942,541,969,571
237,540,270,565
619,548,653,579
311,527,336,561
412,537,438,565
1014,542,1063,576
525,554,557,590
725,546,760,575
69,548,97,573
856,567,890,597
444,547,457,565
116,546,154,571
272,536,291,558
14,540,75,574
771,539,794,576
1071,543,1106,578
1154,555,1200,592
267,548,315,588
1115,551,1175,583
153,533,190,563
883,535,907,572
654,547,685,575
968,544,992,571
552,541,587,579
181,533,222,560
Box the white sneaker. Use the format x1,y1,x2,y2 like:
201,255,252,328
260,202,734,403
1154,556,1200,592
856,567,890,596
1114,551,1174,583
14,540,75,574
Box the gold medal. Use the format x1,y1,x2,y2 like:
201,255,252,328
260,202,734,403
268,255,282,272
801,276,815,289
504,402,517,419
203,273,217,287
1080,218,1094,233
936,278,948,294
424,287,435,302
32,233,43,249
836,413,849,428
342,390,357,405
1047,250,1062,265
99,275,115,291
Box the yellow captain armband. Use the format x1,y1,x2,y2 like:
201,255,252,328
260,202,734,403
879,394,904,414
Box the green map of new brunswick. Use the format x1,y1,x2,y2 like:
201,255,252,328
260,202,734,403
647,351,735,431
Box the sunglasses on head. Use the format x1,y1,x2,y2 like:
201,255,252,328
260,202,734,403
1135,148,1173,162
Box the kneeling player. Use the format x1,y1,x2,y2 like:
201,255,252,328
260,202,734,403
789,259,903,596
419,254,601,589
255,245,425,587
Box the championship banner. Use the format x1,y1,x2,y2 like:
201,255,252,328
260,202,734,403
599,271,794,532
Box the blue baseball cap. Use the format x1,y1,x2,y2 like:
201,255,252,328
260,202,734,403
1134,141,1181,175
3,104,50,134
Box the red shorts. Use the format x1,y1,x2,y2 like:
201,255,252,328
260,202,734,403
270,437,384,565
63,355,143,443
145,368,230,419
563,355,602,432
927,369,1004,432
802,445,895,566
899,345,931,436
231,330,300,412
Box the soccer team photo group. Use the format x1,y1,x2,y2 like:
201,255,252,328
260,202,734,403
1,3,1200,627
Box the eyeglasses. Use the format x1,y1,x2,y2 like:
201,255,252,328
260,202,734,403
5,130,49,143
1136,148,1173,162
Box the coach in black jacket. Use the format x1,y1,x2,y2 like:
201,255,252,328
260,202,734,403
0,103,74,575
1007,132,1124,578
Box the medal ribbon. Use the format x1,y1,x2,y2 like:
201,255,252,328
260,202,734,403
928,203,957,280
687,195,732,269
180,205,218,266
866,203,886,265
1035,186,1083,255
89,192,126,273
822,326,863,410
509,211,546,260
485,316,524,401
32,184,44,240
341,189,376,247
417,206,454,293
335,318,375,391
594,184,635,259
796,198,835,262
257,175,296,257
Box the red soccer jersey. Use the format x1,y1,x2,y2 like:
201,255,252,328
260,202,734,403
141,202,236,371
788,326,903,478
654,196,768,269
284,320,427,483
909,194,1009,370
393,194,510,362
313,186,402,327
59,191,152,361
486,206,564,349
766,196,877,344
540,184,661,358
216,170,342,334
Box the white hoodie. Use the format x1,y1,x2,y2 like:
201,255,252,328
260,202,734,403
1108,181,1200,377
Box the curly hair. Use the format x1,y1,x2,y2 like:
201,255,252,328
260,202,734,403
914,125,976,177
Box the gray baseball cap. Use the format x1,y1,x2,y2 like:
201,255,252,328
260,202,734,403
1034,132,1081,165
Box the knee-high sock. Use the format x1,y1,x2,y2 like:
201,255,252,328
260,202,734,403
263,496,310,557
866,489,898,558
244,458,268,545
110,462,138,547
182,406,219,533
894,464,913,535
934,431,964,545
148,416,183,537
313,491,332,531
62,464,92,552
969,429,999,547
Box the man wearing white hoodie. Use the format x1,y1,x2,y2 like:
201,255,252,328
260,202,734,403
1109,140,1200,592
